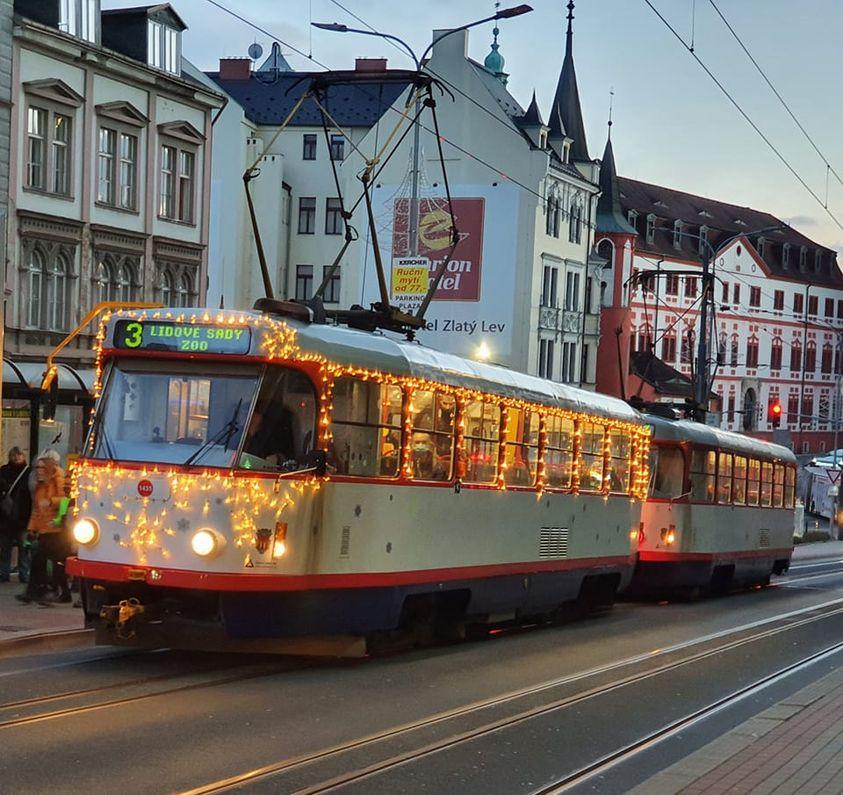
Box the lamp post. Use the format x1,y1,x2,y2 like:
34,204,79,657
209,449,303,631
313,6,532,255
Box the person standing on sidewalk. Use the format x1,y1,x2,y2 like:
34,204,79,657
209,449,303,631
16,451,70,604
0,447,31,583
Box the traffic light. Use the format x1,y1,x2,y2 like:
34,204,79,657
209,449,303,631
770,400,782,428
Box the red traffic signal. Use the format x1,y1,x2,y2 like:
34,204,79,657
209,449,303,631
770,401,782,427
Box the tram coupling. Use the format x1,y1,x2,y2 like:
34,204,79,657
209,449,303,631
100,598,146,640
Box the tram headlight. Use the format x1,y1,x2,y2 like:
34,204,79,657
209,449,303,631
191,528,225,559
72,517,99,546
272,521,288,559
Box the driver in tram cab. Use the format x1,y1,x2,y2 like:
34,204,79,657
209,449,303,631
243,402,297,469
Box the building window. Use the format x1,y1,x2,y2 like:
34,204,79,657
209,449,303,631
561,341,577,382
684,276,698,299
148,20,180,75
97,128,138,210
538,338,554,379
646,214,655,245
178,151,195,222
718,331,727,365
176,272,193,307
721,281,729,303
93,254,140,303
730,335,739,367
749,286,761,307
733,283,741,305
790,341,802,372
788,393,799,425
673,220,683,249
825,298,835,319
793,293,804,315
568,200,583,244
838,300,843,320
815,250,823,273
155,263,195,307
803,393,814,427
325,198,343,235
59,0,99,43
302,133,317,160
680,329,696,364
546,189,560,237
746,338,759,369
627,210,638,229
295,265,313,301
158,269,172,305
822,344,833,374
321,266,341,304
774,290,784,311
541,265,558,308
23,244,75,331
298,197,316,234
662,334,676,363
799,247,807,270
805,342,817,373
585,276,594,314
727,395,736,424
782,244,790,269
158,144,195,223
329,134,345,161
564,270,580,311
770,338,783,370
665,273,679,296
808,295,818,316
26,107,72,195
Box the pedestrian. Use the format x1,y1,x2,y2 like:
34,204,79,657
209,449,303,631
15,450,70,604
0,447,31,583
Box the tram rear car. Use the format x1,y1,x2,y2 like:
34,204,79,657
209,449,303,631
68,309,651,653
632,414,796,596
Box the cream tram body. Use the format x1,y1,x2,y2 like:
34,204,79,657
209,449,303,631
633,414,797,595
69,309,650,648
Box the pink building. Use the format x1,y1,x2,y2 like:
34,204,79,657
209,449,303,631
595,130,843,454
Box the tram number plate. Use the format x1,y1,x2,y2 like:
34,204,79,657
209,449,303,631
113,320,252,355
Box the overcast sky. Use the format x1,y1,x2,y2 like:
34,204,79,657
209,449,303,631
103,0,843,253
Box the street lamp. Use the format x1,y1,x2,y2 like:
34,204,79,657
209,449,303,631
313,6,532,255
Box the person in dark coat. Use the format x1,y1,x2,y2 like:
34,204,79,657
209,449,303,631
0,447,31,583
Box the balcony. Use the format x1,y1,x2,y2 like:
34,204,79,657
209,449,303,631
538,305,582,333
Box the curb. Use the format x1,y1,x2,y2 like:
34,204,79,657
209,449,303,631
0,627,94,659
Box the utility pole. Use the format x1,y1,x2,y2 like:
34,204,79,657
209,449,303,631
694,250,711,421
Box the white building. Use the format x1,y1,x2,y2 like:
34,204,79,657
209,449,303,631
205,7,603,385
2,0,223,461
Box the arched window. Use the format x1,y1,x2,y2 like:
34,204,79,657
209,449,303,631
117,263,133,302
47,252,69,331
770,338,783,370
176,271,192,307
94,259,111,305
718,331,727,365
568,199,582,244
27,249,45,328
730,334,739,367
159,269,173,305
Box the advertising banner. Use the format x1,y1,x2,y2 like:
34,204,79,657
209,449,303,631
368,185,518,362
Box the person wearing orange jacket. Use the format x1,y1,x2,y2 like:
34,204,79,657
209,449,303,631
15,451,70,604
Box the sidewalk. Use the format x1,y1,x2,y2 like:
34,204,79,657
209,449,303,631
632,663,843,794
0,580,84,646
791,538,843,562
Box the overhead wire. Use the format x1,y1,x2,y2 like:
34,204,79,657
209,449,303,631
642,0,843,234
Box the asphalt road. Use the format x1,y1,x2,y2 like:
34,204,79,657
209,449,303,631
3,556,843,794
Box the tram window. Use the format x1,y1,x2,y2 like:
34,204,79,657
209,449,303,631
785,466,796,508
544,415,574,490
330,378,402,478
733,456,747,505
773,464,785,508
717,452,733,504
747,459,761,506
760,461,773,507
463,400,500,485
580,422,605,491
503,408,539,487
88,362,258,467
240,367,317,471
650,446,684,499
410,390,455,481
690,449,716,502
606,430,631,493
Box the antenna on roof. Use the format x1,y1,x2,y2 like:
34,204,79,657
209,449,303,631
248,42,263,61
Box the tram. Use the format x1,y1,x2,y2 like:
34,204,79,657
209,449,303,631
632,413,797,597
67,308,651,653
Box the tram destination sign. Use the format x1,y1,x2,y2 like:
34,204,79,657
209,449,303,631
113,320,252,355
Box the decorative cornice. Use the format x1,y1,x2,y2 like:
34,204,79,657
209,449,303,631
96,100,149,128
22,78,84,108
157,120,205,145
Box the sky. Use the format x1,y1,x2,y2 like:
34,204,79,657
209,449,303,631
103,0,843,254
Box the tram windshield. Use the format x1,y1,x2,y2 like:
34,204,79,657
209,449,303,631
88,361,259,467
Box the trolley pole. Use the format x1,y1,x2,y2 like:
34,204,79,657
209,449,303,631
694,252,711,421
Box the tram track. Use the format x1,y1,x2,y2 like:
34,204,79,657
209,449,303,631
179,597,843,794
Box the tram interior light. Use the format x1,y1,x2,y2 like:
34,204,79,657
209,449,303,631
72,517,100,546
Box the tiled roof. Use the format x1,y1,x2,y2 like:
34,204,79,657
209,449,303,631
206,71,414,127
618,177,843,287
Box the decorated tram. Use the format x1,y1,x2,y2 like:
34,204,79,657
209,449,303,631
633,414,797,596
67,308,651,653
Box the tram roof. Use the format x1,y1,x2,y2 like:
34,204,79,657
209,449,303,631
645,414,797,463
103,310,642,425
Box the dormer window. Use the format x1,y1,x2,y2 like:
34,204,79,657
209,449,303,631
627,210,638,230
673,220,683,249
699,225,709,254
562,141,571,163
148,19,180,74
59,0,99,44
646,214,656,245
815,249,823,273
539,129,548,149
782,243,791,269
757,236,765,259
800,246,808,271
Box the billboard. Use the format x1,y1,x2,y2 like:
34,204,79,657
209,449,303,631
367,184,518,362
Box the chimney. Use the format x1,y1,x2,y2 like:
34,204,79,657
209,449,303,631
219,57,251,80
355,57,388,73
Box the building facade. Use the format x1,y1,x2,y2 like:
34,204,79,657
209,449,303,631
595,131,843,454
205,6,603,385
2,1,222,461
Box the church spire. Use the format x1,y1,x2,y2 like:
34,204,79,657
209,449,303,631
596,121,636,235
483,3,509,85
549,1,589,162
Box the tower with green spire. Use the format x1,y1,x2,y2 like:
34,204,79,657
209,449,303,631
483,4,509,85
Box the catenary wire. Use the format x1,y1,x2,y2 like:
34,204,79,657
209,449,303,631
642,0,843,234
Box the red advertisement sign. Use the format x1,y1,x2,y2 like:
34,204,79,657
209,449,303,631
392,198,485,301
